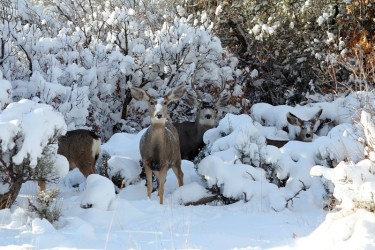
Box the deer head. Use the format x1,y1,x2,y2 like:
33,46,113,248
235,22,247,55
130,84,185,204
188,75,230,127
266,109,323,148
286,109,323,142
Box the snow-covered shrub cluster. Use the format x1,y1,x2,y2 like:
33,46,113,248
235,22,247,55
199,1,374,104
311,160,375,213
0,99,68,209
198,113,322,211
196,93,372,211
311,108,375,214
1,1,240,140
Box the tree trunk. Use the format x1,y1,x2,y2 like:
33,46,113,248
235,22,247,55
120,90,132,120
0,177,24,209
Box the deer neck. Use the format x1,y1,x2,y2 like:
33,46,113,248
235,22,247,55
149,123,167,139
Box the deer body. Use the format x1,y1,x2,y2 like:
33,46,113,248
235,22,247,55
265,138,289,148
130,84,185,204
266,109,323,148
174,121,212,160
174,78,229,160
140,122,181,171
38,129,100,191
57,129,101,177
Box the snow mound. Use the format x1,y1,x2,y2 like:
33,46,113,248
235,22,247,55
107,156,142,186
79,174,116,210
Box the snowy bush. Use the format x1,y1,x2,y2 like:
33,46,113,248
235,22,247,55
197,94,372,210
311,160,375,213
0,1,241,141
28,189,62,223
0,99,68,209
311,109,375,213
198,113,323,210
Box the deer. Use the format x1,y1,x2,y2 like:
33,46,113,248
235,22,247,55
266,109,323,148
174,78,229,161
130,84,185,204
38,129,101,191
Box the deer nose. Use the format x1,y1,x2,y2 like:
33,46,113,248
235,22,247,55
156,113,162,119
205,114,212,119
305,133,312,138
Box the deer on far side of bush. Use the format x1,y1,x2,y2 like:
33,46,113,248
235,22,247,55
38,129,101,191
174,77,229,161
266,109,323,148
130,84,185,204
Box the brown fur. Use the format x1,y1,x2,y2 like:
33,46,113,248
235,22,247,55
38,129,100,191
174,90,229,161
174,121,212,160
57,129,101,177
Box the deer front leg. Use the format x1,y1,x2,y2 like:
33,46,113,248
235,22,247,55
144,162,153,199
155,166,168,204
38,180,46,192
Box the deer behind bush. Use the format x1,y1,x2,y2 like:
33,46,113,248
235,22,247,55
266,109,323,148
57,129,101,177
174,80,229,160
130,84,185,204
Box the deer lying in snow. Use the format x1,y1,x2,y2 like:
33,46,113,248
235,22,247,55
266,109,323,148
174,79,229,161
38,129,101,191
130,84,185,204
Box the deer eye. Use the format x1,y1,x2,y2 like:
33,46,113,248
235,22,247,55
150,100,155,105
163,100,168,105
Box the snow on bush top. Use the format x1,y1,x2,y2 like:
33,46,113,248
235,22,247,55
0,99,67,167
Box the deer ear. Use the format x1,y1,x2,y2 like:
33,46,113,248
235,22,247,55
166,84,186,102
287,112,303,126
130,86,150,102
310,108,323,124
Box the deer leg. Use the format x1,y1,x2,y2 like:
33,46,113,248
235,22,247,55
69,160,75,171
156,166,168,204
144,163,153,199
172,163,184,187
38,180,46,192
90,161,96,175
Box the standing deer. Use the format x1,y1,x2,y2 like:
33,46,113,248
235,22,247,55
174,79,229,160
266,109,323,148
38,129,101,191
130,84,185,204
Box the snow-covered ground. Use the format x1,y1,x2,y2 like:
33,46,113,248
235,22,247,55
0,92,375,250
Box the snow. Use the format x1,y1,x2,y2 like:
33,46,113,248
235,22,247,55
0,94,374,249
79,174,116,210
